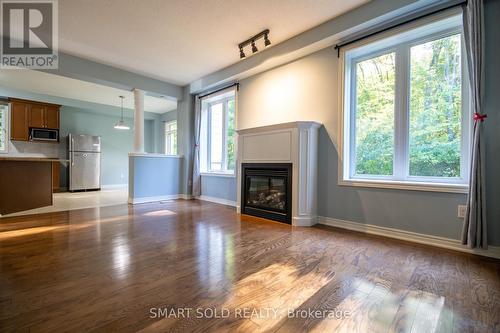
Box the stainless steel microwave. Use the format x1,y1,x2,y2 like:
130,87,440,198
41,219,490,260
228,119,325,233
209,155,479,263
29,128,59,142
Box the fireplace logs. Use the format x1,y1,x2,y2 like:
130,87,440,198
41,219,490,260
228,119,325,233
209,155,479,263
247,190,286,210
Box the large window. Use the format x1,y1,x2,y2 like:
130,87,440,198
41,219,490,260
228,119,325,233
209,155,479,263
0,103,8,153
164,120,177,155
200,90,236,174
341,13,469,191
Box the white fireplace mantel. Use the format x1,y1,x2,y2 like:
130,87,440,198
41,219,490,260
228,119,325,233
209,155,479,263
236,121,321,226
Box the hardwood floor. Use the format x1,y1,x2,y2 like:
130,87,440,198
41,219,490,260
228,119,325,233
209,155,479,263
0,200,499,332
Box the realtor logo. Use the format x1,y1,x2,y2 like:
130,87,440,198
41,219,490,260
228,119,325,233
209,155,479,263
1,0,58,68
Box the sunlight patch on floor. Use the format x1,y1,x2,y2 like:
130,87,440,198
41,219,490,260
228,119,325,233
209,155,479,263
0,226,62,239
308,278,446,333
143,209,177,217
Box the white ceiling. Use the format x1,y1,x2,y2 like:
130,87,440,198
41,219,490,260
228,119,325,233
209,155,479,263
0,69,177,113
59,0,369,85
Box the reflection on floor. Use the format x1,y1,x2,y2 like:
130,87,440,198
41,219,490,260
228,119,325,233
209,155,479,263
3,187,128,217
0,200,498,332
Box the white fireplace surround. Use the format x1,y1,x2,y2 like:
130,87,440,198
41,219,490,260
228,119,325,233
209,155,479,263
236,121,321,226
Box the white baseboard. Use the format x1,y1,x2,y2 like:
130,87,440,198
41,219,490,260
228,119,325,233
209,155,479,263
102,184,128,190
196,195,236,207
292,216,318,227
318,216,500,259
129,193,194,204
128,194,182,204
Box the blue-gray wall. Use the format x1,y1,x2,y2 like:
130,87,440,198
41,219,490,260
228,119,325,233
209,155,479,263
317,128,467,239
176,88,194,196
41,53,183,100
483,0,500,245
129,155,182,199
201,175,237,203
160,110,177,123
145,118,155,153
59,106,162,187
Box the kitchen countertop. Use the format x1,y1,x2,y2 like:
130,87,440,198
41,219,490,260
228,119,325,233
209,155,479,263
0,157,70,162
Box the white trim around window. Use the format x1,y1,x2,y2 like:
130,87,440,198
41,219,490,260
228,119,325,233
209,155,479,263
200,88,237,176
164,120,177,156
338,9,470,194
0,102,9,154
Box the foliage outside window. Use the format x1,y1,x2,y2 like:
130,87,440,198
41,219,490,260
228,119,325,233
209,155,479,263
0,104,8,153
165,120,177,155
200,90,236,174
342,14,469,189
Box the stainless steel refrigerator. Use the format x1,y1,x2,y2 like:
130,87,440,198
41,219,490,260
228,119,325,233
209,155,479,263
69,134,101,191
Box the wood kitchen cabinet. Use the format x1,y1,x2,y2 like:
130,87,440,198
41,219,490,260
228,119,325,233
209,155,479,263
10,101,29,141
52,161,60,192
45,105,60,129
10,98,61,141
28,102,60,129
29,103,45,128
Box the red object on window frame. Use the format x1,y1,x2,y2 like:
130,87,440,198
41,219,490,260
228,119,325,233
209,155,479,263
473,112,487,122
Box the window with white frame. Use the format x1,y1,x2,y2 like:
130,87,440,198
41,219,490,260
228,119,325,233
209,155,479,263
200,89,236,174
341,13,470,191
164,120,177,155
0,103,8,153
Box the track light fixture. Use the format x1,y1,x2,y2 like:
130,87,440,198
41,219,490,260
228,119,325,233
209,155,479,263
264,33,271,47
251,41,258,53
238,29,271,59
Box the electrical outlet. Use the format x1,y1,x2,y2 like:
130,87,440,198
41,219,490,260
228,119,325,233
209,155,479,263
458,205,467,218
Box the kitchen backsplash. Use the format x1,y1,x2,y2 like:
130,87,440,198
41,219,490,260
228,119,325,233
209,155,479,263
5,140,64,158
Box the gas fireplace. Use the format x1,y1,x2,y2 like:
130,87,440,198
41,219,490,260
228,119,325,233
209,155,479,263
241,163,292,224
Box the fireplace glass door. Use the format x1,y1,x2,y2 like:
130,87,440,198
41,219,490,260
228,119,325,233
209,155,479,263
246,176,286,213
241,163,292,224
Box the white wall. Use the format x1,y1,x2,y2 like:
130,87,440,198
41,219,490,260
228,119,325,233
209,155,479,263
238,47,339,146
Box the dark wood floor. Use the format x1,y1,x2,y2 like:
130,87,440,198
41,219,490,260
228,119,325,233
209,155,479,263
0,200,499,332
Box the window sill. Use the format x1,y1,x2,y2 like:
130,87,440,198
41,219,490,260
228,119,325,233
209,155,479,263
339,179,468,194
200,172,236,178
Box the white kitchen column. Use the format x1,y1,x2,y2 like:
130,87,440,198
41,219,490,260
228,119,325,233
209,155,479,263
133,88,145,153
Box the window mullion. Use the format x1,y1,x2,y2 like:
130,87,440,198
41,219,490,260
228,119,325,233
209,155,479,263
165,132,170,155
349,62,357,178
207,105,212,171
394,45,410,180
222,99,228,171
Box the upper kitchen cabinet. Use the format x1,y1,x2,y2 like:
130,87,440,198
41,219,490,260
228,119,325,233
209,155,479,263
45,105,60,129
10,100,29,141
10,99,61,141
28,102,60,129
29,103,45,128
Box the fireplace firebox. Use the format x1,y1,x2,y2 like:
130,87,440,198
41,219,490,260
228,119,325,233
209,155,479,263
241,163,292,224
